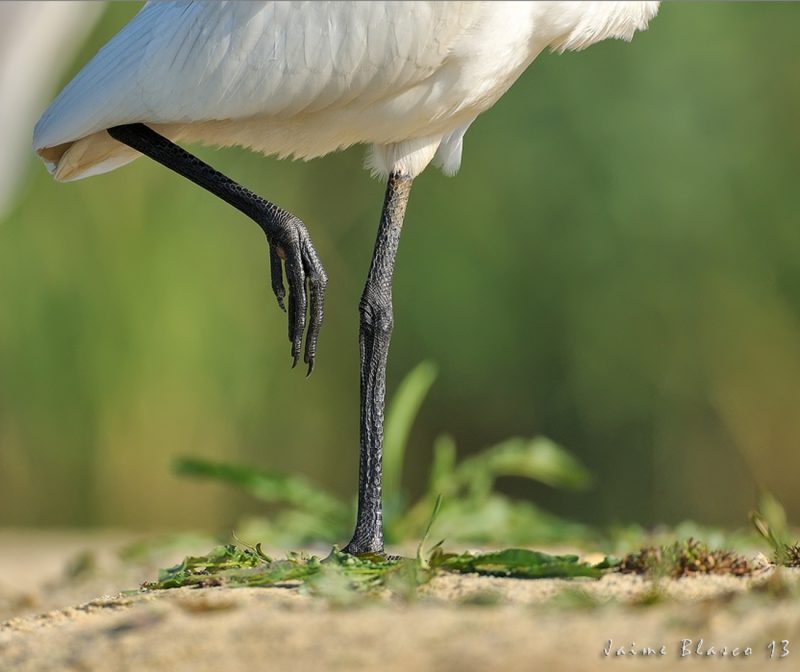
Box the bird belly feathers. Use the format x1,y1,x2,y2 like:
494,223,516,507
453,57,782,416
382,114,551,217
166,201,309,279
33,1,658,182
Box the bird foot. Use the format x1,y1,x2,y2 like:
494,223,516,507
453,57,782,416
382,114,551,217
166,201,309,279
336,547,402,563
264,216,327,375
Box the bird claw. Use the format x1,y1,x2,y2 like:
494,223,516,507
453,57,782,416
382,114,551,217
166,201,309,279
266,217,327,374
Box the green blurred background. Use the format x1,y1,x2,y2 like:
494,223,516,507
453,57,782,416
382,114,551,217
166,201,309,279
1,2,799,535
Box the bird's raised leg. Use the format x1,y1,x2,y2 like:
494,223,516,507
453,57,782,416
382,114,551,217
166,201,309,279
107,123,326,372
344,171,413,556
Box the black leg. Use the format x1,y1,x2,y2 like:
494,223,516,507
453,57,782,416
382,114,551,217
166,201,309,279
344,171,413,555
107,123,327,373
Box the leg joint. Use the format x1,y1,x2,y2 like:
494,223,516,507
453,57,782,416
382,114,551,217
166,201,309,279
359,295,393,335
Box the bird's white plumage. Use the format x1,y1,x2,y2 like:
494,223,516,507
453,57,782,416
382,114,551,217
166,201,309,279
33,1,659,182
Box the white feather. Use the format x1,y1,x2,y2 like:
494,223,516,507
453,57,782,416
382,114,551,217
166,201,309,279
33,1,659,182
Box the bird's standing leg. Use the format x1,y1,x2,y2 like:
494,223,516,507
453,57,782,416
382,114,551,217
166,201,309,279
106,123,326,372
344,171,413,556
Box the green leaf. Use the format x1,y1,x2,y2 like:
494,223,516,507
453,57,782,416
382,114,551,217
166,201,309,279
751,491,792,563
432,548,602,579
428,434,458,499
392,435,594,546
151,544,268,588
146,544,324,590
382,361,438,508
593,555,621,570
455,436,592,499
146,543,601,596
174,457,348,523
173,365,595,549
425,494,593,546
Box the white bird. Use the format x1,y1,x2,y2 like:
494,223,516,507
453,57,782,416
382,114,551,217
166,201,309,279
33,1,659,555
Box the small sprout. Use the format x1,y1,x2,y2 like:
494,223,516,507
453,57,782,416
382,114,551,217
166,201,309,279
750,505,800,568
782,543,800,568
750,492,798,567
619,545,662,575
619,538,751,578
416,494,443,568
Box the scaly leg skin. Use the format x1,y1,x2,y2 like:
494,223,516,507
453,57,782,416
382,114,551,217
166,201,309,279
107,123,327,373
343,171,413,556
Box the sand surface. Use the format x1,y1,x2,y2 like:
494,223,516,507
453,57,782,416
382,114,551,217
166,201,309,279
1,530,798,672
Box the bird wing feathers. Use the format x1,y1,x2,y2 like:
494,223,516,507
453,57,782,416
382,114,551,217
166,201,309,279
33,2,481,157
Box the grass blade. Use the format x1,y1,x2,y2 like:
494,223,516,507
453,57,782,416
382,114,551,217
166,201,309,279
417,494,443,566
175,457,349,522
382,361,438,508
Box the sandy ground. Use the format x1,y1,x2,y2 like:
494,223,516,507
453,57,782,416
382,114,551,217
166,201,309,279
1,530,799,672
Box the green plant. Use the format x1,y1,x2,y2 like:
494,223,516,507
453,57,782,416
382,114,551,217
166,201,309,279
175,361,594,547
750,491,800,567
618,538,752,578
144,542,605,598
